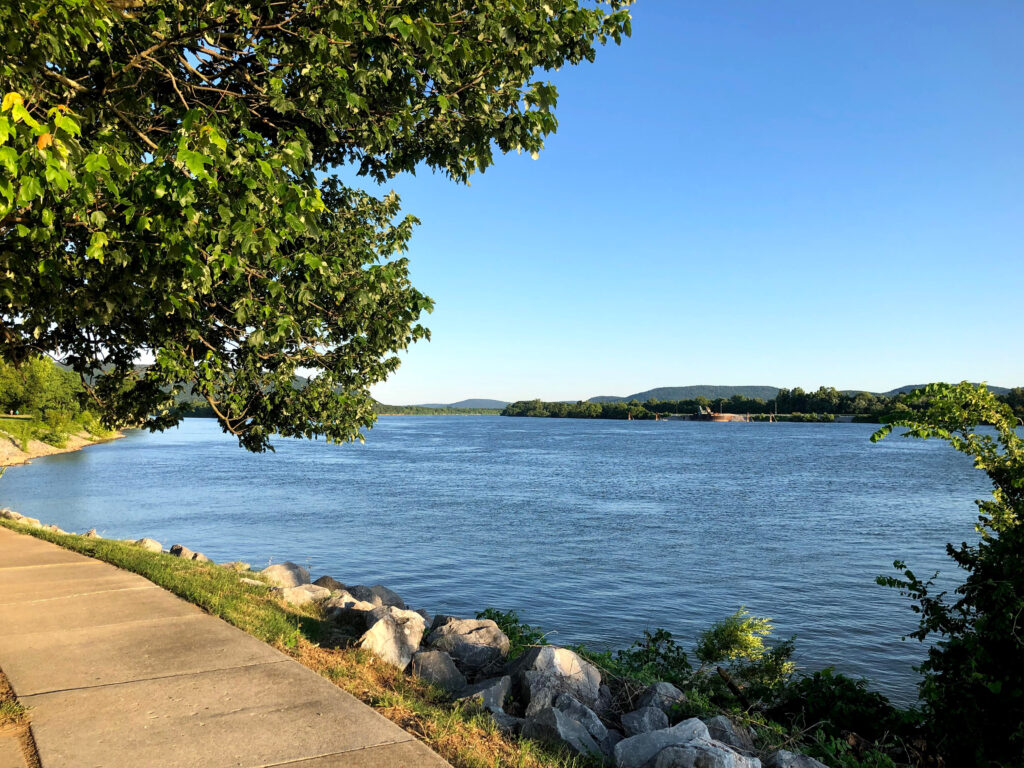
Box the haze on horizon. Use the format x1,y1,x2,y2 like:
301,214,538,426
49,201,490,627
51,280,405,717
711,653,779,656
370,1,1024,406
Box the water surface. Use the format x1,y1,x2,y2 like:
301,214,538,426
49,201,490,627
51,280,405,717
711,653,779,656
1,416,989,703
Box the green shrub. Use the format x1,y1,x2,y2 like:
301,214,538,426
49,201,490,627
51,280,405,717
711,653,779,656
612,628,692,688
770,668,914,745
808,733,900,768
874,383,1024,766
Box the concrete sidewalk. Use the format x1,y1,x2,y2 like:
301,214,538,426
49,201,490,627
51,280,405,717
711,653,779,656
0,526,450,768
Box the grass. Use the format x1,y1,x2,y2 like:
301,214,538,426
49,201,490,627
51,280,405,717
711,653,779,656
0,519,595,768
0,699,27,728
0,667,39,768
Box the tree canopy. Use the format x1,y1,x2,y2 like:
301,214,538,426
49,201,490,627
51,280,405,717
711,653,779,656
0,0,631,450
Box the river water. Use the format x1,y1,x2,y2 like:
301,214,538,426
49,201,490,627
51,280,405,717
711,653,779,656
0,416,989,703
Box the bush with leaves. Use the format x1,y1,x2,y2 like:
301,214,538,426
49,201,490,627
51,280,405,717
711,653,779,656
872,382,1024,767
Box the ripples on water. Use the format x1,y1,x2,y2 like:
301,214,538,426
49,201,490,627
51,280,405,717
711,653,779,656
1,416,989,703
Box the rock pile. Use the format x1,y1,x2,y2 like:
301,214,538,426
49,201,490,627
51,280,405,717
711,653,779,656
256,565,830,768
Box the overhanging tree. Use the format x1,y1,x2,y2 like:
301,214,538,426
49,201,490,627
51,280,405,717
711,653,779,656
0,0,631,450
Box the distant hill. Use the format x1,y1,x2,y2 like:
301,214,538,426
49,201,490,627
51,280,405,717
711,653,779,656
875,383,1010,397
416,398,509,409
588,385,781,403
588,383,1015,404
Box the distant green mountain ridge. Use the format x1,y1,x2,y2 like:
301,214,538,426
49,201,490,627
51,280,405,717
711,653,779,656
589,383,1011,404
589,385,781,403
871,383,1009,397
415,399,509,409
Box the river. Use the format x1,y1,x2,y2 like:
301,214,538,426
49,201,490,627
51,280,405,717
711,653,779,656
0,416,989,703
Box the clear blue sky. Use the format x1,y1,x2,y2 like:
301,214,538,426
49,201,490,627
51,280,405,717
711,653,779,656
369,1,1024,405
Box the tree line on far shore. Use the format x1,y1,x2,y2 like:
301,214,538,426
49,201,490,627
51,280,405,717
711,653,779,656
502,385,1024,422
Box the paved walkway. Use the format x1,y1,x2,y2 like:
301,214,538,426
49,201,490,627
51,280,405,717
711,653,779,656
0,526,450,768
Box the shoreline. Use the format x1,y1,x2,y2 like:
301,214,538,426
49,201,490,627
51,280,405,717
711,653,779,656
0,514,842,768
0,429,125,468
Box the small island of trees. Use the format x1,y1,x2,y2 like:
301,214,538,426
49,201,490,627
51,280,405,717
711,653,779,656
502,385,1024,423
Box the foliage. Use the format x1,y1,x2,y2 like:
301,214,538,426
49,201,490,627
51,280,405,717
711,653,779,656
591,610,794,706
0,355,82,416
0,355,112,448
1,0,632,451
610,628,693,688
376,404,502,416
808,733,900,768
502,386,946,422
872,382,1024,767
476,608,549,658
770,668,914,747
691,609,795,701
695,608,774,665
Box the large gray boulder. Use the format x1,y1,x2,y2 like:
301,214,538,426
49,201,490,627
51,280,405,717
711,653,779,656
260,561,310,588
427,617,510,675
324,590,378,622
510,646,602,716
314,575,346,592
169,544,195,559
1,510,41,528
456,676,511,712
491,711,526,737
601,729,625,758
652,739,762,768
706,716,757,756
134,537,162,552
554,693,607,742
522,706,603,759
613,718,710,768
358,605,426,670
348,584,406,609
410,650,467,693
275,584,331,606
765,750,828,768
638,682,687,714
622,706,669,737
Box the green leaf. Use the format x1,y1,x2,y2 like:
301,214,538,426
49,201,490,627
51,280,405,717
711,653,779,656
17,174,43,205
83,153,110,173
12,103,41,130
0,146,16,176
177,149,213,179
86,231,109,261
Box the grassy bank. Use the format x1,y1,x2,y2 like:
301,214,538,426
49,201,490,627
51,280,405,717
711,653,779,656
0,519,591,768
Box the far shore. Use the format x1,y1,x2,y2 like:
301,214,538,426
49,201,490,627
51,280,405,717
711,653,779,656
0,429,125,468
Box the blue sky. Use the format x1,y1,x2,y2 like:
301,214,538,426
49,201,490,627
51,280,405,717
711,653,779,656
368,1,1024,404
